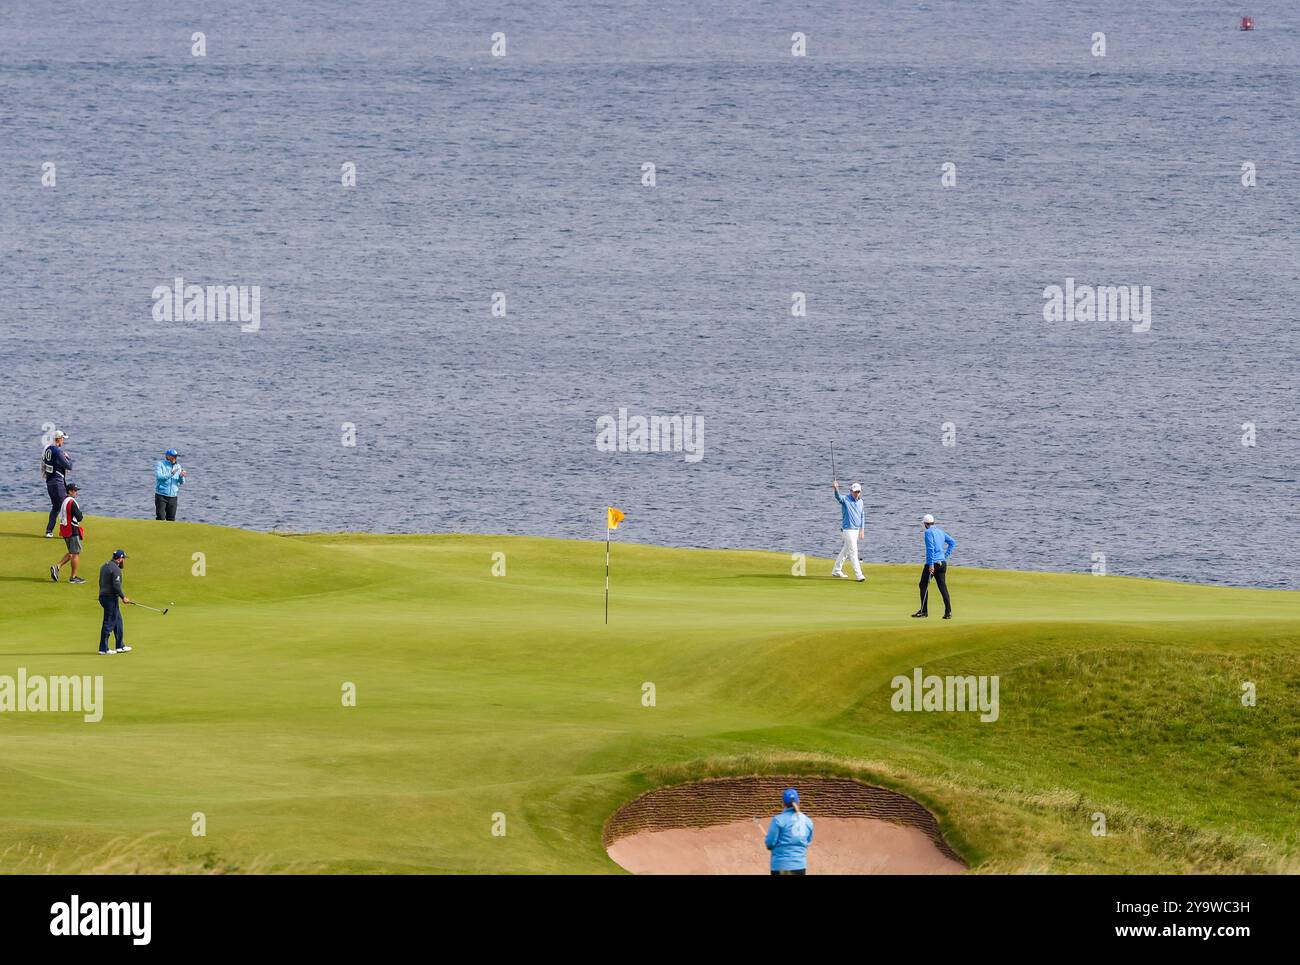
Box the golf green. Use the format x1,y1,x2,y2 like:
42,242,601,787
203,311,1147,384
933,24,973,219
1,511,1296,873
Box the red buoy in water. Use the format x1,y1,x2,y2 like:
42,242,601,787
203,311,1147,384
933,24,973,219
1239,16,1254,31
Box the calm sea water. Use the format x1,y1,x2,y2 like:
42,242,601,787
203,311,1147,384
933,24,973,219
1,1,1296,587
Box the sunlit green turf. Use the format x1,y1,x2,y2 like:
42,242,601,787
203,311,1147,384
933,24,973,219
0,511,1296,873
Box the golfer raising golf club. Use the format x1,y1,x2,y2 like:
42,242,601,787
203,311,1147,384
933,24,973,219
831,480,866,581
97,549,133,655
913,514,956,620
764,787,814,875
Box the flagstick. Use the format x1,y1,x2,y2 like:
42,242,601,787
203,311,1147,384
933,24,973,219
605,524,610,625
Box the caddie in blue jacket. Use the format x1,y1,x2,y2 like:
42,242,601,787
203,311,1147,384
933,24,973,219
913,513,956,619
41,430,73,537
154,448,187,521
765,787,815,875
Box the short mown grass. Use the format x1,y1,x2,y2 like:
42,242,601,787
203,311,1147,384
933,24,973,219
0,512,1295,873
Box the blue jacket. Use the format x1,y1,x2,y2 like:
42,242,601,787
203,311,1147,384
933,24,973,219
43,444,72,480
765,808,814,871
155,460,185,497
834,490,864,530
924,526,955,565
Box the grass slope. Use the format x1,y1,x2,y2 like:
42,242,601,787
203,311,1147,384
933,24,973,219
0,511,1296,874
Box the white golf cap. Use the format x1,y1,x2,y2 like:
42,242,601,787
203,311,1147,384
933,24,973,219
850,483,861,492
54,430,67,439
922,513,935,524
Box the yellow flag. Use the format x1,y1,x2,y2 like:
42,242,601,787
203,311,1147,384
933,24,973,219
607,506,625,530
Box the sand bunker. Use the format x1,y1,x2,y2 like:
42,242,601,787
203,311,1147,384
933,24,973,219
604,776,965,875
608,817,963,875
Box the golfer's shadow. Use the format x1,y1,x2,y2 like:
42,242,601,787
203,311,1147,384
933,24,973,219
711,574,793,581
0,652,98,657
0,576,53,582
717,574,853,581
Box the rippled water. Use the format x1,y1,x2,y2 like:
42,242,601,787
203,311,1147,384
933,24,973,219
1,1,1296,587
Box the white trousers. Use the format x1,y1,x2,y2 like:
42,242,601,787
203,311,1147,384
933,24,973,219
833,529,863,578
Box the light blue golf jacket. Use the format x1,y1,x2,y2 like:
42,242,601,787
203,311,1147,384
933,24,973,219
765,807,815,871
924,526,955,566
155,460,185,497
834,490,864,530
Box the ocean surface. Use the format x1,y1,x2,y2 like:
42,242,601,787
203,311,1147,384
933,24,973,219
1,1,1296,587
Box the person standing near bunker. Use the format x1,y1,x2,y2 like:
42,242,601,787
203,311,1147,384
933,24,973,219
765,787,814,875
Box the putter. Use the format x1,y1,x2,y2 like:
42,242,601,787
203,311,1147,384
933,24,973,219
131,602,171,615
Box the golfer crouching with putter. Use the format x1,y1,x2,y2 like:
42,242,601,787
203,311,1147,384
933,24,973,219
97,549,133,655
831,480,866,582
765,787,814,875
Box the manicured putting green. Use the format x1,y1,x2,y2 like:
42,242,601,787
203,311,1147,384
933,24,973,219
0,512,1295,873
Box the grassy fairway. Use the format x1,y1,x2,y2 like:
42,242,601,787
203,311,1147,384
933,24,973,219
0,510,1296,874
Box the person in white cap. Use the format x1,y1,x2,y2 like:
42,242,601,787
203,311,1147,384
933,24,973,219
41,430,73,537
913,514,955,619
830,480,866,581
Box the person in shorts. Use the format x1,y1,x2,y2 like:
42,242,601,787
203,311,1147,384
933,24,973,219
51,482,86,584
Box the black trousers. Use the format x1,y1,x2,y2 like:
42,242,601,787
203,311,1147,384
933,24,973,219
155,493,178,521
46,478,66,533
99,595,125,652
918,561,952,615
